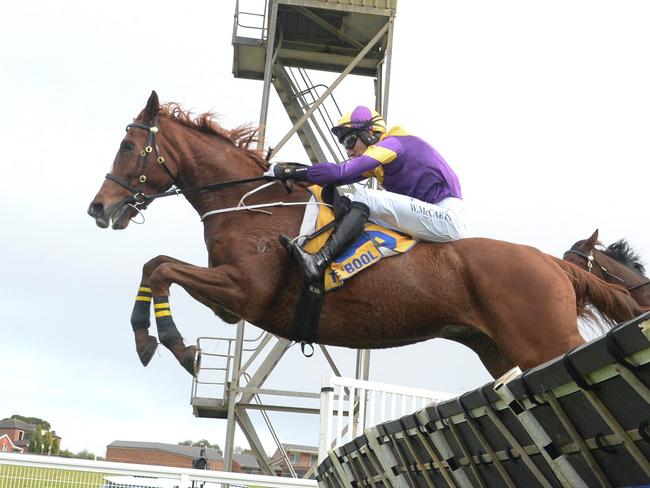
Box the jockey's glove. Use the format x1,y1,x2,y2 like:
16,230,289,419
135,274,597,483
263,162,309,181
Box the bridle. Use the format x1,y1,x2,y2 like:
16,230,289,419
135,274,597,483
105,117,183,209
104,118,277,212
563,248,650,293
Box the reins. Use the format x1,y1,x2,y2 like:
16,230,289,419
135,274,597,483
106,118,329,222
110,173,275,207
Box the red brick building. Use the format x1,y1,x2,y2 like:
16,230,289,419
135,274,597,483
106,441,262,474
0,434,24,453
270,443,318,478
0,418,38,453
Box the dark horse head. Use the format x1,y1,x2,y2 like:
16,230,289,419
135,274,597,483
564,229,650,306
88,91,179,229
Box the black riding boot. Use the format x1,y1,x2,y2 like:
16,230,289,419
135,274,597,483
289,201,370,283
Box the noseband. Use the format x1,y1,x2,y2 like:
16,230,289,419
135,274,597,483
563,248,650,292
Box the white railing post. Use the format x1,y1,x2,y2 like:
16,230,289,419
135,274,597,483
318,374,335,463
319,375,454,458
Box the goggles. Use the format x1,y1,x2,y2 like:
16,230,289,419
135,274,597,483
341,132,358,150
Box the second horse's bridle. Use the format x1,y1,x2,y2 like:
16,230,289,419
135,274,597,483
563,248,650,292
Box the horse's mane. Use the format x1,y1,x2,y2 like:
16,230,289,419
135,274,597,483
158,103,269,169
603,239,647,276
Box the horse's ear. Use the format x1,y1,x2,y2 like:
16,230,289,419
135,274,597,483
143,90,159,123
586,229,599,247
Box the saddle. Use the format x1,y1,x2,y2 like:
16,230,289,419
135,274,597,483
288,185,416,354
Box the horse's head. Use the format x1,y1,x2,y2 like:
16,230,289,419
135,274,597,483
88,91,179,229
565,229,650,294
564,229,601,266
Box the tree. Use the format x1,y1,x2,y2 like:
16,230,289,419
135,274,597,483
29,430,43,454
55,449,102,460
177,440,223,457
234,446,253,455
76,449,95,460
51,432,60,455
43,431,53,455
10,415,50,431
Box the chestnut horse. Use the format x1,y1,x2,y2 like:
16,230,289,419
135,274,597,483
88,92,642,379
564,229,650,307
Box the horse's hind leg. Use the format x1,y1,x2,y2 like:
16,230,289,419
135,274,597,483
453,331,516,379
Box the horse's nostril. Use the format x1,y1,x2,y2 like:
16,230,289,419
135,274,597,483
88,202,104,218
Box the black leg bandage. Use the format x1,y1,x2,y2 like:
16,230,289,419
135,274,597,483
131,284,152,331
153,296,182,346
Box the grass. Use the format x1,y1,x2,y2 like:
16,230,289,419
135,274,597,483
0,463,105,487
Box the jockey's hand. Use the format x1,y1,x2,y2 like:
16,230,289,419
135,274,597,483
263,162,309,182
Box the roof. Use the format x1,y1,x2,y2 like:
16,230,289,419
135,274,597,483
282,443,318,455
233,453,259,469
0,419,36,431
107,441,263,469
108,440,224,461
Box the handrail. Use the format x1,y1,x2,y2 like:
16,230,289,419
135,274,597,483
0,452,317,487
233,0,268,41
191,331,268,402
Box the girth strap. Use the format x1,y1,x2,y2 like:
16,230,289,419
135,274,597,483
290,280,325,357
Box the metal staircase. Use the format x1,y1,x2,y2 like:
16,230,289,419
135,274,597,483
232,0,396,160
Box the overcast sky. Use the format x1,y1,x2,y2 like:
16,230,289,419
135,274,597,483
2,0,649,459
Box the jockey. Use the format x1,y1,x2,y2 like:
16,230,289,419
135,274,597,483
264,106,467,282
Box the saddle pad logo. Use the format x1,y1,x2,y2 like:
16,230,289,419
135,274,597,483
326,239,382,289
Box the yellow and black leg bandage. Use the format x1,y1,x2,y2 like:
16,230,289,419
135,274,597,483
153,295,182,346
131,285,152,331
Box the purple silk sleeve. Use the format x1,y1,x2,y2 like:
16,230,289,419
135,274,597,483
306,154,381,185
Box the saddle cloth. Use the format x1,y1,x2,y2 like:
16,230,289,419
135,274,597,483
299,186,416,291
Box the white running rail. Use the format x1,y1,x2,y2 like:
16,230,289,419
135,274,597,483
318,375,455,462
0,452,317,488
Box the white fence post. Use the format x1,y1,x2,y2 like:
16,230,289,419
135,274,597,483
318,373,335,463
318,374,454,462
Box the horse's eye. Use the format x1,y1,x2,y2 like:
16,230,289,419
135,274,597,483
121,141,135,152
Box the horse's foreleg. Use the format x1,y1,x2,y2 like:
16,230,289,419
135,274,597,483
130,284,158,366
148,261,248,376
131,256,196,369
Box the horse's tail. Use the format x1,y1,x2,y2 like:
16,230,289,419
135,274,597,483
551,256,643,328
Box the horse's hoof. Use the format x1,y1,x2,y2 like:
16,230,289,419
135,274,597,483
182,345,201,376
136,335,158,366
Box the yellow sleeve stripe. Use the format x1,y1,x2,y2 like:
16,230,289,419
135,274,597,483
363,166,384,185
154,303,170,310
385,125,410,137
364,145,397,165
135,296,152,302
138,286,152,293
155,310,173,318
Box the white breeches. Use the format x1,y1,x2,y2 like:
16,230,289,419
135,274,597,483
350,187,468,242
